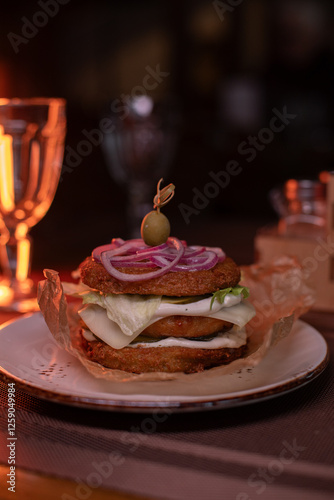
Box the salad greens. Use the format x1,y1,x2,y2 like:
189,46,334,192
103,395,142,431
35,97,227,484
210,286,250,309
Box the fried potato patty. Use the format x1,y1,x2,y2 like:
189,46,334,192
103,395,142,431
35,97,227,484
79,257,240,296
142,316,233,338
81,332,247,374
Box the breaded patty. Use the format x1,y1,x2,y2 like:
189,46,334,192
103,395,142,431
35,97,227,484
142,316,233,338
79,256,240,296
81,332,247,374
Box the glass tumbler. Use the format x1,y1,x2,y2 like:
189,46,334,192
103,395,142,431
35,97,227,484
269,179,327,238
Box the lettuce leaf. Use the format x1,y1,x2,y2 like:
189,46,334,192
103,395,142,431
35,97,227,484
210,286,250,310
82,291,161,336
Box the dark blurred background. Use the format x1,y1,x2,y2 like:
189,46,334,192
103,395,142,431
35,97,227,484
1,0,334,268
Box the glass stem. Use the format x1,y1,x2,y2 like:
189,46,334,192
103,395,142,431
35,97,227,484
0,224,33,294
127,180,153,239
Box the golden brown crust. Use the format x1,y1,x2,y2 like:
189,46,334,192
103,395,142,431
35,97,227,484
142,316,233,338
79,256,241,296
81,332,247,374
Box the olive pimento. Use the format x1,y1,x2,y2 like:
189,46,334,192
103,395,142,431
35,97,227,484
141,178,175,246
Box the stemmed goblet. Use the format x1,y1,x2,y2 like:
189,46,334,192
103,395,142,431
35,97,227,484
102,95,179,238
0,98,66,311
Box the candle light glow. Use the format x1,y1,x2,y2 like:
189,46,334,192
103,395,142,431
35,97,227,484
0,125,15,213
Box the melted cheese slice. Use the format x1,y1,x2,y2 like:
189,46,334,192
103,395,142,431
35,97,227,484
78,294,255,350
127,327,247,349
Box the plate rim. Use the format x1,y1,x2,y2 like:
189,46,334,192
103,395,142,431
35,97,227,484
0,313,330,413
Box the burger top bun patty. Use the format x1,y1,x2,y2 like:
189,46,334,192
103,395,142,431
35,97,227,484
79,256,241,296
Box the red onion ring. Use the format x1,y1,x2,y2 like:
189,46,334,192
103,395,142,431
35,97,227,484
111,237,125,246
110,245,169,264
92,243,118,261
136,243,168,254
93,237,226,281
92,239,145,261
206,246,226,260
151,251,219,271
100,237,184,282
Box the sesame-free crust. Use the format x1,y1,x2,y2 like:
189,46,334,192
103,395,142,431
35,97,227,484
80,332,247,374
79,257,241,296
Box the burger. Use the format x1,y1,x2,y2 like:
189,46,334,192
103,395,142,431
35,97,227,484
76,236,256,374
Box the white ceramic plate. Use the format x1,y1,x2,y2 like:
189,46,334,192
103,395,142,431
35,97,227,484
0,313,329,412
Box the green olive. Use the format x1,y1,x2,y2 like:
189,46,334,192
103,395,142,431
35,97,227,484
141,210,170,246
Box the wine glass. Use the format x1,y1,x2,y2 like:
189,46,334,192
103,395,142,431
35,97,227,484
102,95,180,238
0,98,66,311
